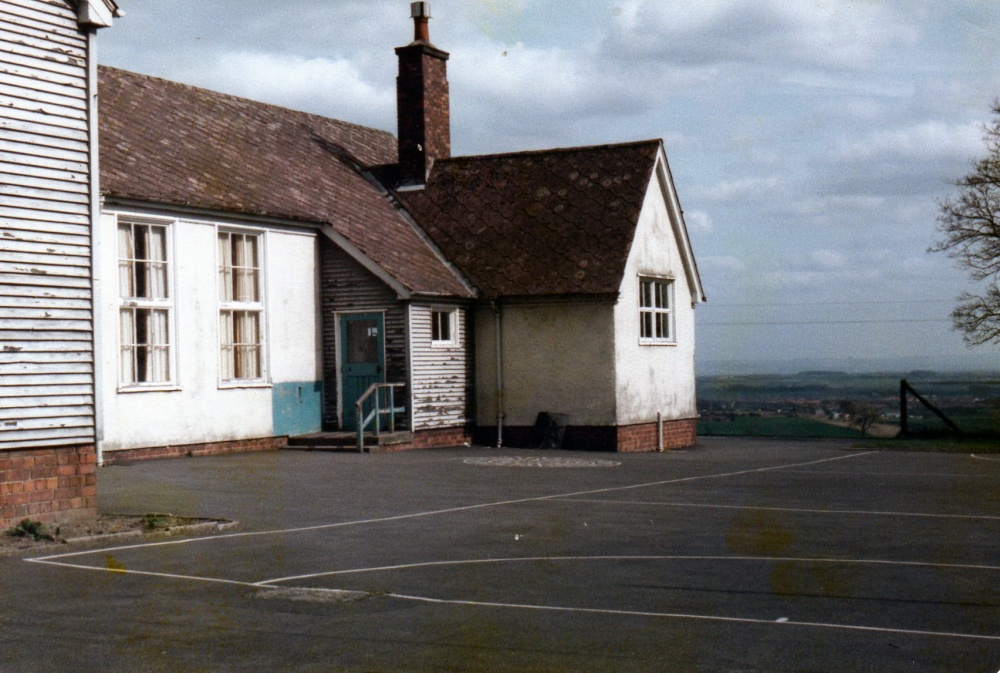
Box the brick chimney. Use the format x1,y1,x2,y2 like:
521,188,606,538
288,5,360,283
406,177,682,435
396,1,450,187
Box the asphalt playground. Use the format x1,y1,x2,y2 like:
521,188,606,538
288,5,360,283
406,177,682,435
1,438,998,672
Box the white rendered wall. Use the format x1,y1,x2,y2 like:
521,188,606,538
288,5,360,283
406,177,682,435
474,302,616,428
97,210,320,451
613,165,698,425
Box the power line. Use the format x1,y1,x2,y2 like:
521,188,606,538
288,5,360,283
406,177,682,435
699,318,952,326
702,300,954,308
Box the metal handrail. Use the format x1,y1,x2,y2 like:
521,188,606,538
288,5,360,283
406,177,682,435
356,382,406,452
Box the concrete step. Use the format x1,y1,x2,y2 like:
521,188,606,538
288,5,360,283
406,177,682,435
283,431,413,453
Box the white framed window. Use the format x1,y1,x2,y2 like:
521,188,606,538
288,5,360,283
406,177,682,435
431,308,457,347
218,230,266,383
118,218,173,387
639,277,674,343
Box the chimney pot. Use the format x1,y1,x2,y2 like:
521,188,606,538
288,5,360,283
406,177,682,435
411,2,431,42
411,2,430,19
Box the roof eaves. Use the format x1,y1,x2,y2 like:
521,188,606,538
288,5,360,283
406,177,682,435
653,144,706,304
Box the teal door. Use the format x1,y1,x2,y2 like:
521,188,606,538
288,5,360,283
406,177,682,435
340,313,384,431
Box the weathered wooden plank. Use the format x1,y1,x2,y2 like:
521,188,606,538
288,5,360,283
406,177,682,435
0,138,89,166
0,315,91,331
0,238,89,259
0,94,88,130
0,424,95,443
0,340,91,355
0,348,91,363
0,184,89,208
0,12,85,52
0,383,93,398
0,253,90,271
0,395,92,411
0,329,92,341
0,404,92,421
1,224,91,246
0,114,89,144
0,1,78,36
0,434,94,449
0,372,92,387
0,204,90,225
0,283,91,300
0,259,91,278
0,25,86,67
0,274,92,290
0,165,87,191
0,306,92,322
0,360,93,375
0,50,85,86
2,0,77,22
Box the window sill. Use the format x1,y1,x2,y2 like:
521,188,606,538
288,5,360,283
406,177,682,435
431,341,459,349
117,385,181,394
218,381,273,390
638,340,677,347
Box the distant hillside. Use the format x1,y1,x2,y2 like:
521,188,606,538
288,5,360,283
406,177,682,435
699,354,1000,376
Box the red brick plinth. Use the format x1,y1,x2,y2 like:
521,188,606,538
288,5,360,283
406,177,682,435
0,444,97,529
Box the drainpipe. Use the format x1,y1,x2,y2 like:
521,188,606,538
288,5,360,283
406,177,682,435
657,412,664,452
86,27,105,467
493,302,504,448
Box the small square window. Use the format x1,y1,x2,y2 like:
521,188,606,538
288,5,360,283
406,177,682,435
431,309,457,346
639,277,674,343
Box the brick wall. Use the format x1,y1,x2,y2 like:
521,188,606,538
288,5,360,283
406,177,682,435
475,420,697,452
616,418,697,452
395,41,450,184
102,436,286,465
0,445,97,529
375,426,471,452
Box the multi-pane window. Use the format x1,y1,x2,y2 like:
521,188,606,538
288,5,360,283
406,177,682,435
431,309,456,346
639,277,674,342
218,231,264,382
118,220,172,385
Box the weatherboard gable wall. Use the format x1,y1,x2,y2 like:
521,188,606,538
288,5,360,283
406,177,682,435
0,0,116,526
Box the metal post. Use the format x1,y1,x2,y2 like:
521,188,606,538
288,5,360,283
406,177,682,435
899,379,908,437
389,387,396,432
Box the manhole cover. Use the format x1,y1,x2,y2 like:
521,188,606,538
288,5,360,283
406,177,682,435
463,456,621,468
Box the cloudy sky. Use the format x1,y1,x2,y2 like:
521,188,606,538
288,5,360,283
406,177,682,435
99,0,1000,371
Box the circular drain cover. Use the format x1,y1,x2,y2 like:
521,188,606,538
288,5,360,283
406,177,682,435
463,456,621,468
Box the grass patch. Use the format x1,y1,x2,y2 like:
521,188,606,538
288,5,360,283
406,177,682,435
854,433,1000,453
698,416,864,439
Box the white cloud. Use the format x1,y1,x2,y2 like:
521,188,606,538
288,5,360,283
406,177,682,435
811,249,848,270
179,52,396,130
685,210,714,234
606,0,916,71
689,176,781,202
838,121,984,162
701,255,746,272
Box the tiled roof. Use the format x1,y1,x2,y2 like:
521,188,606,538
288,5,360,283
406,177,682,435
98,66,471,297
390,141,661,298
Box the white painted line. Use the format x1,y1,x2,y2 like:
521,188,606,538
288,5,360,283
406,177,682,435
555,498,1000,521
24,556,255,588
385,592,1000,643
971,454,1000,462
28,450,877,567
777,468,997,478
256,553,1000,587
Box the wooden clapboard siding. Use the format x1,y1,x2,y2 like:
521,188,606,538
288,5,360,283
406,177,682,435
409,305,471,430
0,0,95,449
319,238,408,430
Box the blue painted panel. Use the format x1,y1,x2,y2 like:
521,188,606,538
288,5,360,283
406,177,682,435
272,381,323,437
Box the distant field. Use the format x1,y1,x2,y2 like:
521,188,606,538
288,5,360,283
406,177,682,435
698,416,865,439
